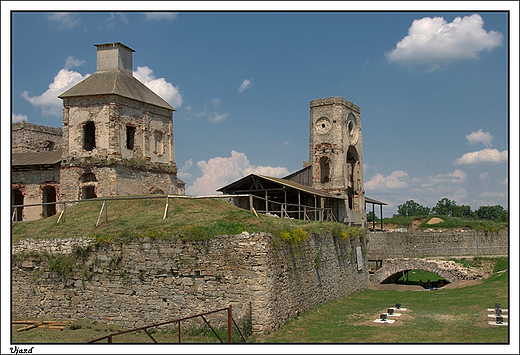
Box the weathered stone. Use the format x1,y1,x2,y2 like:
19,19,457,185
12,232,368,334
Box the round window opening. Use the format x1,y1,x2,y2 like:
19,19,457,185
348,120,355,135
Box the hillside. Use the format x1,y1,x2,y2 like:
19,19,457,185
11,196,360,242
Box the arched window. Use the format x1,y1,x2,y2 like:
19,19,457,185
81,172,97,182
319,156,330,183
84,121,96,151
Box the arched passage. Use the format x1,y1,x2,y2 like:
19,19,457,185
373,258,483,284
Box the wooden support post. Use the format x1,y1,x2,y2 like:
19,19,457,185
249,195,254,215
62,202,66,223
373,203,375,230
380,204,383,230
228,305,233,343
163,196,169,219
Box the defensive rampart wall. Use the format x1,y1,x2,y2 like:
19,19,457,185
12,231,368,334
367,229,508,259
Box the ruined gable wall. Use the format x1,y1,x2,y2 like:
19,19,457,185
12,122,62,153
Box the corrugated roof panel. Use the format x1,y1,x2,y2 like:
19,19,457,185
12,151,62,166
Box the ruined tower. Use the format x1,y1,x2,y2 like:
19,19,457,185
58,42,184,201
306,97,365,225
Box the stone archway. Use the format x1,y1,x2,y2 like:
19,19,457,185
373,258,484,284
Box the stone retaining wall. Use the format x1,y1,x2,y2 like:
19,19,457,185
12,231,368,334
367,229,508,259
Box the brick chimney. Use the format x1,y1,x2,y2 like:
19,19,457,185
94,42,135,75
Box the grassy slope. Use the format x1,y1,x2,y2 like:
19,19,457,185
11,197,357,242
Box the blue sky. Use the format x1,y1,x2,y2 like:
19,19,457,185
4,4,518,217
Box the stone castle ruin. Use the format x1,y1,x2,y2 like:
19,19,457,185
12,42,378,227
12,43,185,221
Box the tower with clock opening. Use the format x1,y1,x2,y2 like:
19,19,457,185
306,97,365,226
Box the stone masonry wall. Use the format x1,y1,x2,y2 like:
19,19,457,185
12,232,368,334
367,229,508,259
12,122,63,153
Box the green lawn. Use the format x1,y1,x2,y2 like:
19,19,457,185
253,269,508,344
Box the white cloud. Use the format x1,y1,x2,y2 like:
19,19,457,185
105,12,129,29
238,79,252,93
64,56,86,70
186,151,289,195
364,170,409,191
134,66,183,108
12,114,27,123
46,13,80,29
144,13,178,21
478,172,490,181
21,67,89,117
208,112,228,123
454,148,508,165
466,129,493,147
386,14,502,68
178,159,193,179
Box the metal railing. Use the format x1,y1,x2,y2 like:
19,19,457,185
88,305,246,343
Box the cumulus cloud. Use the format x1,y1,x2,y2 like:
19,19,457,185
364,170,409,191
238,79,252,93
12,114,27,123
134,66,183,108
21,65,89,117
177,159,193,179
386,14,502,69
144,12,178,21
454,148,508,165
186,151,289,195
466,129,493,147
45,12,80,29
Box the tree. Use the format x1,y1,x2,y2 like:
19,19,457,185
396,200,431,217
432,198,458,217
475,205,506,221
452,205,474,218
367,211,380,222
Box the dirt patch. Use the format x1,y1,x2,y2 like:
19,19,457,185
440,280,481,289
427,217,444,225
410,218,423,230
